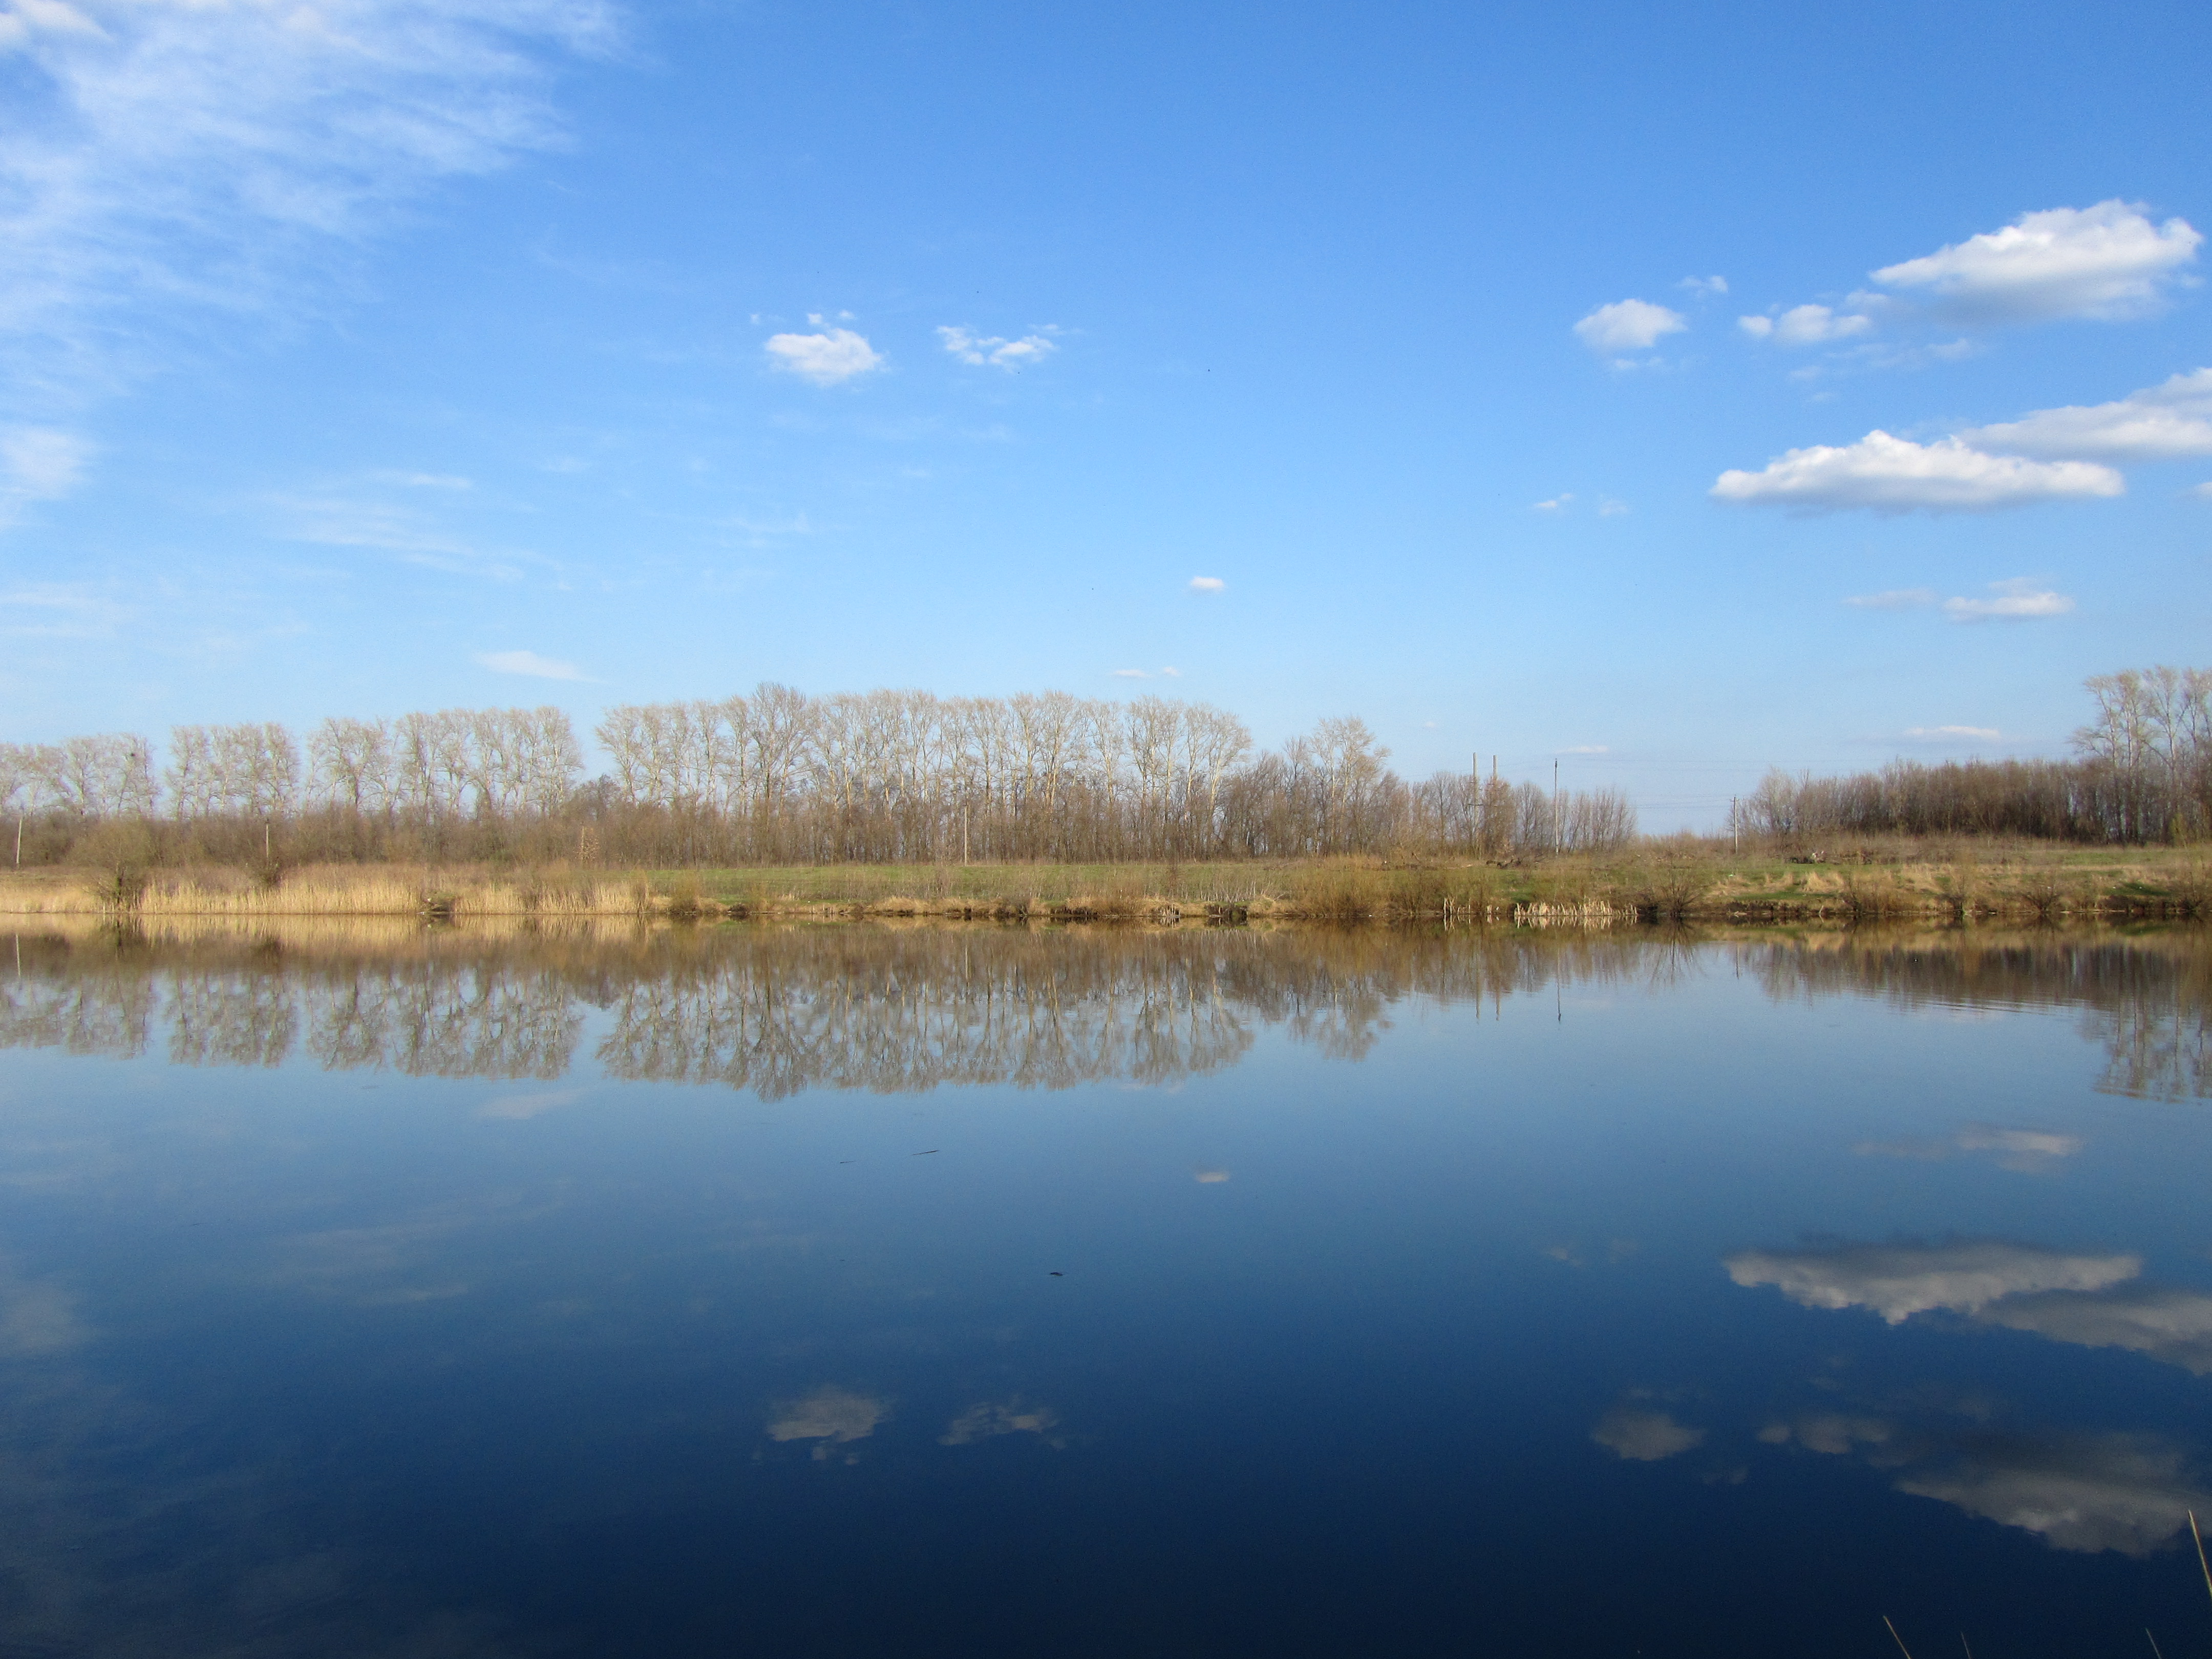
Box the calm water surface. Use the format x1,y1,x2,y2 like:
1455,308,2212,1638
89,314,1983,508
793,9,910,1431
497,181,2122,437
3,920,2210,1657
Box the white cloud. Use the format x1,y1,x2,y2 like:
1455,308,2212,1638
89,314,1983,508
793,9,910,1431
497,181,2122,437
1193,1167,1230,1183
1159,666,1181,677
1591,1405,1705,1462
1110,668,1148,679
767,1386,888,1460
1872,201,2202,323
1679,275,1728,297
0,426,90,526
1902,725,2001,742
1559,745,1608,755
1725,1241,2140,1324
0,0,613,401
1739,303,1875,346
937,324,1058,369
475,648,584,679
1532,494,1573,512
1188,576,1226,592
1711,431,2124,513
1573,299,1686,354
764,327,883,385
1596,496,1629,517
1962,368,2212,462
1944,579,2074,623
1846,588,1937,611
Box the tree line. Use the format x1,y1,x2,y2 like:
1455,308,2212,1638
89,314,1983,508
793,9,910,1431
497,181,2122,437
0,687,1635,868
1735,666,2212,845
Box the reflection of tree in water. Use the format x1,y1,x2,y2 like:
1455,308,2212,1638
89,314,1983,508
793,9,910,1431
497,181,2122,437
2,920,1798,1093
1745,929,2212,1101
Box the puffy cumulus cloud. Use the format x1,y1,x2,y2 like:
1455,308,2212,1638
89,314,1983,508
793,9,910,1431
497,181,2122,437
1572,299,1686,355
1943,579,2074,623
1896,1433,2210,1556
1974,1287,2212,1376
1711,431,2123,513
765,327,884,386
1679,275,1728,297
939,1398,1060,1445
1738,304,1875,346
1188,576,1226,592
1725,1241,2140,1324
475,648,584,680
767,1386,888,1459
1590,1405,1706,1462
1872,201,2202,323
937,324,1058,370
0,426,90,526
1963,368,2212,462
0,0,614,396
1532,493,1572,512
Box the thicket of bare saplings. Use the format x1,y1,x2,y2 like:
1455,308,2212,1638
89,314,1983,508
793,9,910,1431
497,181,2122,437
0,688,1635,869
1736,668,2212,846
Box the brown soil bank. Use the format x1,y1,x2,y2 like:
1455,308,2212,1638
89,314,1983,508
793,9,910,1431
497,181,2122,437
4,843,2209,924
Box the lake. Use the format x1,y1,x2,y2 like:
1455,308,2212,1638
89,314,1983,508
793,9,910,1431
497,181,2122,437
3,919,2209,1657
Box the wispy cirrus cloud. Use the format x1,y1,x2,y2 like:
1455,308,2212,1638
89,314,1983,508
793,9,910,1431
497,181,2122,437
475,648,585,680
1845,588,1938,611
0,0,616,411
0,426,92,526
1943,579,2074,622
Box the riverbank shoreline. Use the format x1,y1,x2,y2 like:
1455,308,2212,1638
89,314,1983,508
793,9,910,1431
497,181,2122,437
4,845,2207,925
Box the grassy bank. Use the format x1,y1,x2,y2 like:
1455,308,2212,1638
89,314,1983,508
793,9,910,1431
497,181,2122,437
3,839,2209,923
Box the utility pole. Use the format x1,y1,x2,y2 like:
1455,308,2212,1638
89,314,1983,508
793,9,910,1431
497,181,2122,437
1732,797,1739,855
1553,757,1561,853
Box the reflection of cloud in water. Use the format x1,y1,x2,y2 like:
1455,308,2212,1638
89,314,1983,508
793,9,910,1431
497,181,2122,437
1758,1413,1897,1459
478,1090,581,1121
1855,1123,2085,1173
1192,1168,1231,1183
1591,1406,1705,1461
0,1260,86,1356
767,1387,889,1460
1975,1286,2212,1375
939,1398,1060,1445
1725,1241,2139,1323
1955,1123,2085,1171
1897,1433,2211,1556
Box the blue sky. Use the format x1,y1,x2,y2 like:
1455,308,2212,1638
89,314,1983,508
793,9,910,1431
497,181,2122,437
2,0,2207,826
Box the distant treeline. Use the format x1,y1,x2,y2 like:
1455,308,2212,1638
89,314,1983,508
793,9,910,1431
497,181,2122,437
0,689,1635,867
1737,667,2212,845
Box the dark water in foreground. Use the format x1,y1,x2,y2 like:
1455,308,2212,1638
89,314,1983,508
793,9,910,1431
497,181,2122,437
3,921,2211,1658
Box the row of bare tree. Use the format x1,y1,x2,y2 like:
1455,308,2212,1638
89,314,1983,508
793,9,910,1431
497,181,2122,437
0,687,1635,866
1735,666,2212,845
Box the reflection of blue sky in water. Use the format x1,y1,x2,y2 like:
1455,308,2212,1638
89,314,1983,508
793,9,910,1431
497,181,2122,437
1,923,2210,1653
